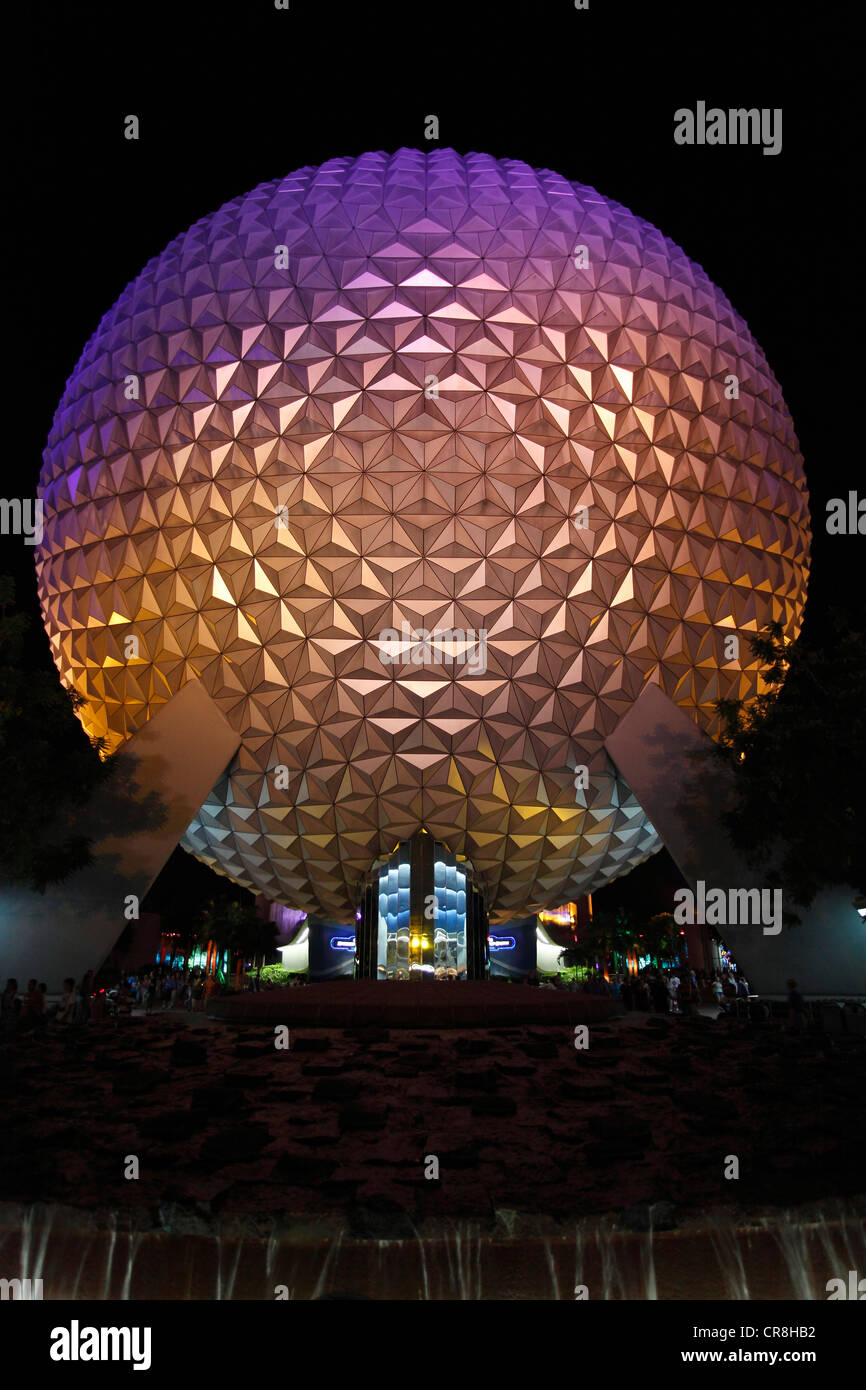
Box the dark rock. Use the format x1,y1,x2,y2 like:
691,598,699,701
170,1038,208,1066
139,1110,198,1141
343,1028,390,1044
155,1200,213,1234
348,1196,416,1240
233,1043,273,1058
439,1142,482,1169
454,1068,499,1092
584,1138,648,1163
199,1122,272,1166
221,1072,272,1089
672,1149,717,1173
556,1082,609,1102
595,1117,652,1145
470,1095,517,1118
190,1083,248,1116
338,1105,389,1131
545,1126,587,1146
320,1180,361,1200
401,1053,442,1070
649,1056,694,1076
0,1152,49,1198
312,1078,362,1102
99,1054,146,1071
454,1038,495,1056
412,1183,496,1224
521,1040,558,1059
292,1037,331,1053
41,1125,86,1147
619,1200,678,1232
112,1067,169,1096
385,1056,443,1078
272,1151,337,1182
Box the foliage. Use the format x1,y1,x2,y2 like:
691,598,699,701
703,612,866,915
245,963,291,985
635,912,678,962
0,574,164,892
557,908,633,970
555,963,588,983
193,898,279,977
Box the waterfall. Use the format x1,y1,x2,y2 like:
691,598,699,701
0,1200,862,1300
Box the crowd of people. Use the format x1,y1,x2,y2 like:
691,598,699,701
525,964,749,1011
0,971,112,1038
2,959,812,1037
0,966,200,1037
0,962,309,1038
615,965,748,1014
525,963,811,1028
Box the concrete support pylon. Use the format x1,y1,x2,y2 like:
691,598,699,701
604,683,865,997
0,680,241,991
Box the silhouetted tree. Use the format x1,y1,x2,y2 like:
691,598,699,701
0,575,164,891
705,612,865,917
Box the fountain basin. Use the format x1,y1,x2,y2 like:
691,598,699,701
2,1201,863,1300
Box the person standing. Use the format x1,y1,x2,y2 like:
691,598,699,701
651,974,669,1013
56,977,76,1024
18,978,46,1032
668,972,680,1014
1,979,21,1037
786,979,808,1033
75,971,94,1024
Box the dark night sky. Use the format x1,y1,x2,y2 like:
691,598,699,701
3,0,861,919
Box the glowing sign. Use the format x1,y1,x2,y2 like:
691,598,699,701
488,935,516,951
330,936,356,952
538,902,578,928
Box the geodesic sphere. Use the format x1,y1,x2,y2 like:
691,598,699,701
36,148,810,923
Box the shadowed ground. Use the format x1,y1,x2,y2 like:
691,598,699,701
1,1008,863,1228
